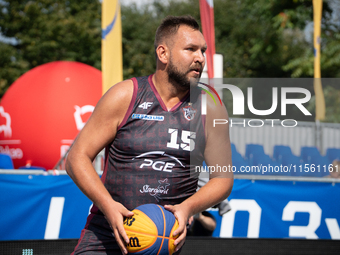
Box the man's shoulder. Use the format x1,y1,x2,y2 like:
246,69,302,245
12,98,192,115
99,79,136,110
132,74,153,87
106,79,135,95
105,74,154,102
132,74,152,80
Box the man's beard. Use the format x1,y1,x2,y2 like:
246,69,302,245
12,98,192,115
167,57,202,91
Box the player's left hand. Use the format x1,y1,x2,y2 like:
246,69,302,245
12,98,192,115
164,204,190,252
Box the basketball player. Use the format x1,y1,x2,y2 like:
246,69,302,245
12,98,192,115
66,15,233,254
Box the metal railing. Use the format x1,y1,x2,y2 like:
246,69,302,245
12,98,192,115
229,118,340,157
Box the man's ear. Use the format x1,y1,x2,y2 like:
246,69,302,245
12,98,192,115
156,44,169,64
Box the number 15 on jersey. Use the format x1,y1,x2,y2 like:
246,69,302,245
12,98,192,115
167,128,196,151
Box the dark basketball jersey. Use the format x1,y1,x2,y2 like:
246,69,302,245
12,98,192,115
101,74,205,210
73,75,206,254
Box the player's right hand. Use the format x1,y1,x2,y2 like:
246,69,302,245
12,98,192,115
164,204,190,253
105,201,134,255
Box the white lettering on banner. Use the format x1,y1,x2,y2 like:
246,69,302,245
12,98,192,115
219,199,261,238
282,201,321,239
0,106,12,137
0,145,23,159
74,105,95,131
44,197,65,239
218,199,339,239
325,218,340,240
60,145,70,158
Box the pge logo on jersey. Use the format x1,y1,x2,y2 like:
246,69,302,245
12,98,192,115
132,151,185,172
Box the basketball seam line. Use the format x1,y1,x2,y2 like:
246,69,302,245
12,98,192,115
126,209,159,253
125,229,175,240
156,205,166,255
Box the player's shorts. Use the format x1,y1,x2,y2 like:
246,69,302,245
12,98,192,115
72,214,120,254
71,213,183,255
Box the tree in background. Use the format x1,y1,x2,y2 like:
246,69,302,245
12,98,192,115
215,0,333,78
121,0,200,78
1,0,339,122
283,0,338,77
280,0,340,122
121,0,324,78
0,0,101,97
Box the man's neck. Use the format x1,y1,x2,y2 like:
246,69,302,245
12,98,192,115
152,72,189,110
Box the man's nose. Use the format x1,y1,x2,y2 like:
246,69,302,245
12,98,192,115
195,50,205,64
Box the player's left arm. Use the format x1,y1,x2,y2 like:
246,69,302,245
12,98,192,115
202,93,234,200
165,96,233,251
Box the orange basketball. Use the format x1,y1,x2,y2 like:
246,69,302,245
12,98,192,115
123,204,179,255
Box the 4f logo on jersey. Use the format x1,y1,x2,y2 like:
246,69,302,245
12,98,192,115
182,105,197,121
138,102,153,110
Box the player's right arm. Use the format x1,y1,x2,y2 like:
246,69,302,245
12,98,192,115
65,79,134,255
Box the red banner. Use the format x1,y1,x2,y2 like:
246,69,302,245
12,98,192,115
199,0,216,80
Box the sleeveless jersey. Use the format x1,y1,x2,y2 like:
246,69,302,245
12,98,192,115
72,75,206,255
100,74,205,210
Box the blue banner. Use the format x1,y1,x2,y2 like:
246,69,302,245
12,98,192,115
0,175,339,240
0,174,92,240
211,179,340,239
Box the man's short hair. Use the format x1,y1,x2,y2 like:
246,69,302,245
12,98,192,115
154,15,200,51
